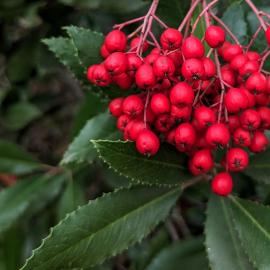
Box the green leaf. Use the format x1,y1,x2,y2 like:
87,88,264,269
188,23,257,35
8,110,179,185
222,2,247,44
61,112,117,165
4,102,42,131
42,37,84,79
21,185,180,270
229,196,270,270
145,237,208,270
243,148,270,185
0,173,67,235
206,195,254,270
92,140,191,186
64,25,104,69
0,140,41,174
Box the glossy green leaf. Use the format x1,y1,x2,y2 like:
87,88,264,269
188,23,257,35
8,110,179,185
243,148,270,185
229,196,270,270
222,2,247,44
61,112,117,165
0,173,67,235
92,140,191,186
64,26,103,69
206,195,254,270
0,140,41,174
21,185,180,270
146,237,208,270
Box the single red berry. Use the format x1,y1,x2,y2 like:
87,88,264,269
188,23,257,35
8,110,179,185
151,48,161,55
170,105,192,122
117,114,131,131
266,76,270,94
165,129,176,145
240,109,261,131
226,147,249,172
257,107,270,129
218,41,230,58
136,129,160,156
155,114,174,133
122,95,144,118
170,82,194,107
160,28,183,50
145,105,156,123
221,66,236,86
109,97,124,117
153,56,175,79
245,72,267,95
205,123,230,148
230,54,248,71
239,60,259,77
129,121,147,141
90,64,111,86
211,172,233,196
242,88,256,108
189,148,214,175
255,93,269,106
123,120,135,141
104,52,127,76
113,73,133,90
201,57,216,79
150,93,171,115
126,54,143,77
135,64,156,89
224,88,248,113
265,26,270,45
246,51,260,61
104,30,127,53
233,128,251,147
249,131,269,153
228,115,240,133
145,53,160,66
167,50,183,67
205,25,225,48
222,44,243,62
174,123,196,152
194,106,216,130
182,35,205,59
87,64,98,82
130,36,149,52
181,58,205,80
100,44,110,59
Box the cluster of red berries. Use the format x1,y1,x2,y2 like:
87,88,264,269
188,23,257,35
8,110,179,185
87,21,270,196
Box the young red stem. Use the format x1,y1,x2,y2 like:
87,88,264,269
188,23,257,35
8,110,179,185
191,0,218,34
149,31,161,49
114,16,145,29
144,91,151,127
260,50,270,70
202,0,211,28
246,25,262,51
209,12,240,44
127,25,143,39
152,14,168,28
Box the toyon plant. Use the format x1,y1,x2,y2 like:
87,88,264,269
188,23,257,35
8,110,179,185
1,0,270,270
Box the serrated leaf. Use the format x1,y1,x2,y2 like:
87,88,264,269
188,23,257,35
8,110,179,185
229,196,270,270
0,140,41,174
61,112,117,165
205,195,254,270
65,25,103,69
146,237,208,270
243,148,270,185
92,140,192,186
21,185,180,270
0,173,66,235
42,37,84,79
222,2,247,44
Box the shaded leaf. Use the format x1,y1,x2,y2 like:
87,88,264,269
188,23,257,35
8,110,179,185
92,140,191,186
21,185,180,270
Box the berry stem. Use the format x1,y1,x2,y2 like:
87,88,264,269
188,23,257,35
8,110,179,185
260,49,270,70
149,31,161,49
114,16,145,29
144,90,151,128
202,0,211,28
152,14,168,28
127,25,143,39
246,25,262,51
209,12,240,44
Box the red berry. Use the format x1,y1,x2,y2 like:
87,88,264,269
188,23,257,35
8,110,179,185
205,123,230,147
100,44,110,58
89,64,111,86
249,131,269,153
228,115,240,133
136,129,160,156
160,28,183,50
130,37,149,52
246,51,260,61
255,93,269,106
245,72,267,95
222,44,243,62
239,60,259,77
109,97,124,117
87,64,98,82
257,107,270,129
211,172,233,196
265,26,270,45
167,50,183,67
145,53,159,66
224,88,248,113
181,58,205,80
182,35,205,59
175,123,196,152
226,147,249,172
194,106,216,130
202,57,216,79
221,66,236,86
113,73,133,90
233,128,251,147
117,114,131,131
242,88,256,108
170,82,194,107
155,114,174,133
153,56,175,79
122,95,144,118
150,93,171,115
135,64,156,89
104,30,127,53
104,52,127,76
205,25,225,48
240,109,261,131
129,121,147,141
170,105,192,122
127,54,143,76
189,149,214,175
230,54,248,71
165,129,176,145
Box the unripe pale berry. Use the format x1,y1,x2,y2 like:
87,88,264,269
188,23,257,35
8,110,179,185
160,28,183,50
104,30,127,52
181,35,205,59
136,129,160,156
150,93,171,115
211,172,233,196
226,147,249,172
205,25,225,48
